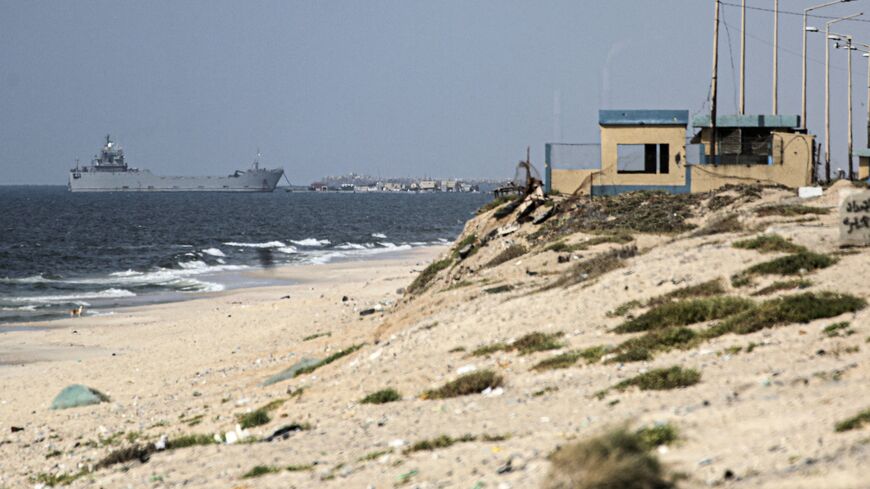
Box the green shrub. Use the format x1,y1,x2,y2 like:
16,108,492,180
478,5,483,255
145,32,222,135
613,297,753,333
408,258,453,294
635,423,679,450
613,366,701,392
237,409,270,429
751,279,812,296
707,292,866,337
295,344,365,376
610,327,699,363
478,195,514,214
452,234,478,259
755,204,829,217
531,346,608,371
165,434,218,450
543,246,637,291
242,465,280,479
834,408,870,432
423,370,503,399
473,331,564,356
542,428,677,489
360,388,401,404
733,234,807,254
822,322,854,337
742,251,836,276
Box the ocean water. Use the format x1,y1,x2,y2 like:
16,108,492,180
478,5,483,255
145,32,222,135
0,186,490,324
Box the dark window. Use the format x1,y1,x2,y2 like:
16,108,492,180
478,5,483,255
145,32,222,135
617,144,670,174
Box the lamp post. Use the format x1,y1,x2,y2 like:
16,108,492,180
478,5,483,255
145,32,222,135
825,13,862,182
740,0,746,114
773,0,779,114
803,0,853,129
834,35,858,179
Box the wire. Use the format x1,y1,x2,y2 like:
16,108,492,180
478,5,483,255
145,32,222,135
722,8,740,111
720,0,870,24
721,18,849,72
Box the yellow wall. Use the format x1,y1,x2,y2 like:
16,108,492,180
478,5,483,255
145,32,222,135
596,125,687,187
551,169,596,195
860,156,870,180
689,131,814,192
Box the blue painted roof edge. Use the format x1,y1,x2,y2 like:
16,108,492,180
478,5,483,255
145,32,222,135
854,148,870,157
599,110,689,126
692,114,801,128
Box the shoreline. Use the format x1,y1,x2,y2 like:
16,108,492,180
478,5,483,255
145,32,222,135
0,244,447,332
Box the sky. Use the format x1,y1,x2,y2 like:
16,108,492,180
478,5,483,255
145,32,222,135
0,0,867,185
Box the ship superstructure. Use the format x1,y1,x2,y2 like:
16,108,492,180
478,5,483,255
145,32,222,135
68,135,284,192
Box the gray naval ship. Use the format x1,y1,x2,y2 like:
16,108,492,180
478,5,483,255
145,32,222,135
68,135,284,192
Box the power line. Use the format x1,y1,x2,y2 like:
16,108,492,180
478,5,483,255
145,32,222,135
722,8,740,112
720,0,870,24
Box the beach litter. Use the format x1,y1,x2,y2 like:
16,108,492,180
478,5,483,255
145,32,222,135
50,384,110,410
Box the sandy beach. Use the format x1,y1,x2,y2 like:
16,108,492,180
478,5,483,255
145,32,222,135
2,184,870,489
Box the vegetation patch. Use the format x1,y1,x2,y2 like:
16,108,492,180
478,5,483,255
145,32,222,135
478,195,515,214
636,423,679,450
751,279,812,296
834,409,870,432
609,327,699,363
452,234,478,259
542,427,678,489
822,322,855,338
612,366,701,393
705,292,865,338
693,213,743,236
237,409,271,429
742,251,837,277
543,246,637,291
612,296,754,333
755,204,829,217
483,284,514,294
408,258,453,294
32,469,90,487
608,279,726,318
303,331,331,341
295,344,365,376
733,234,807,254
423,370,503,399
473,331,565,356
531,346,608,371
405,433,508,454
360,388,401,404
165,434,217,450
242,465,280,479
485,244,528,268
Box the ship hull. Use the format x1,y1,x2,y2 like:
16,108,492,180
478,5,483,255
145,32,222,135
68,168,284,192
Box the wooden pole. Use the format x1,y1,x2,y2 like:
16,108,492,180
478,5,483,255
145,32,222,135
711,0,720,163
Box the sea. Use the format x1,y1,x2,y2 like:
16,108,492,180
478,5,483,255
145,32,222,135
0,186,490,324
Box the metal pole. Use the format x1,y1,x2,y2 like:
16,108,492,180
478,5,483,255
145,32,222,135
866,50,870,153
773,0,779,114
848,37,854,180
802,8,808,127
825,23,831,181
739,0,746,114
711,0,720,163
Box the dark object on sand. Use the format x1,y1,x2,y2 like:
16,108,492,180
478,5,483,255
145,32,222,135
11,426,24,433
360,308,376,316
265,423,308,442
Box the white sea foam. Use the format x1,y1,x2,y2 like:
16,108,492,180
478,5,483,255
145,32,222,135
109,270,142,277
0,275,52,284
201,248,226,257
371,233,387,239
378,242,398,248
277,246,298,254
178,260,209,270
223,241,287,248
289,238,330,247
335,243,367,250
2,288,136,304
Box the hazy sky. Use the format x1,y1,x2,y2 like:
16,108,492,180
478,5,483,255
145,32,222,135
1,0,866,184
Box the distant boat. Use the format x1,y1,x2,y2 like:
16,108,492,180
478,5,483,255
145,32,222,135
68,135,284,192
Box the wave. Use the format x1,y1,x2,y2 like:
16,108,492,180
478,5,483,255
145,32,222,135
201,247,226,257
277,246,298,254
223,241,287,248
335,242,367,250
289,238,330,247
1,288,136,304
371,233,387,239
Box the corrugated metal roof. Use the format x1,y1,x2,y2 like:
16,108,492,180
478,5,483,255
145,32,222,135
598,110,689,126
692,114,801,128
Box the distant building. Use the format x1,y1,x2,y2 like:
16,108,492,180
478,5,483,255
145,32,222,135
854,148,870,181
546,110,815,195
418,180,438,192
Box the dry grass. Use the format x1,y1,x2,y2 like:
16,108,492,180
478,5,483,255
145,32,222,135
473,331,566,356
692,213,743,236
750,279,812,296
543,246,638,291
609,279,726,317
531,346,609,371
613,366,701,392
609,327,699,363
360,388,401,404
295,344,365,376
485,244,528,268
542,427,677,489
422,370,503,399
408,258,453,294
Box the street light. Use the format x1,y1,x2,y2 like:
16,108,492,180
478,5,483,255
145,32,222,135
833,33,855,180
803,0,854,130
824,12,862,182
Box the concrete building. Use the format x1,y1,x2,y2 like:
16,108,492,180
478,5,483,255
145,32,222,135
854,149,870,181
546,110,816,195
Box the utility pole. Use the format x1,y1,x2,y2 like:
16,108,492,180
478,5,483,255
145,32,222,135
848,37,854,180
772,0,779,114
826,13,862,182
739,0,746,114
711,0,720,164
